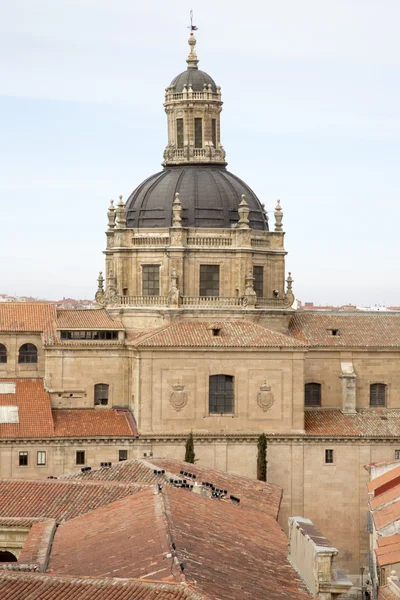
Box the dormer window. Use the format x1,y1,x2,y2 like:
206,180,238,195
212,327,221,336
60,331,118,340
329,329,340,336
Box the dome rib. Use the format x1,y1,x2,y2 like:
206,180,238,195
170,69,217,93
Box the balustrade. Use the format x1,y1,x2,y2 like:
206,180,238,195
187,237,232,247
132,237,169,246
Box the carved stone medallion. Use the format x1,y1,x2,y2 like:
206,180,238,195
170,382,188,412
257,382,275,412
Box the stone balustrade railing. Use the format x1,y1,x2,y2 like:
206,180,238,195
132,237,170,246
181,296,243,307
187,237,232,247
251,238,270,248
118,296,169,306
256,297,288,308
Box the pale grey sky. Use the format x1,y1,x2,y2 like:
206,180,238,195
1,0,399,304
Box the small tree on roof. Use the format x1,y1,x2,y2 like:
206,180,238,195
184,432,195,464
257,433,267,481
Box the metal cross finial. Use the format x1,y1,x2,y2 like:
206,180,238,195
188,9,198,31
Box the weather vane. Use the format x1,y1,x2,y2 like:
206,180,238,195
188,10,198,31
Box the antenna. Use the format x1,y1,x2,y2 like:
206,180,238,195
187,9,198,31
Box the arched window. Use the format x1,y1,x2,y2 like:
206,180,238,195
305,383,321,407
209,375,234,414
0,551,17,562
0,344,7,364
94,384,109,406
370,383,386,407
18,343,38,364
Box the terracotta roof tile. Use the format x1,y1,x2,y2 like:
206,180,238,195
62,458,282,520
305,409,400,438
151,458,282,519
376,541,400,567
48,491,174,580
0,303,56,332
0,479,145,522
134,320,305,348
52,408,137,437
0,378,54,438
17,519,56,569
56,309,123,329
373,499,400,531
368,465,400,493
379,534,400,547
289,312,400,347
379,586,400,600
371,484,400,510
0,573,201,599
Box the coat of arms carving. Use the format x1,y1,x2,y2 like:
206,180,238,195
257,382,275,412
170,382,188,412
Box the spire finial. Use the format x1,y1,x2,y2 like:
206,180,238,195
186,10,199,69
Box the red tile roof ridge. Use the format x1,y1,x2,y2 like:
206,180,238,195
133,320,306,348
0,571,206,600
0,477,145,491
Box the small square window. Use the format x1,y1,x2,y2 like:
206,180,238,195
37,451,46,466
19,451,28,467
76,451,85,465
325,449,334,464
395,450,400,460
119,450,128,462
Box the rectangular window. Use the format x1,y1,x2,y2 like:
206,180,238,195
194,118,203,148
176,118,184,148
253,266,264,297
60,330,118,340
19,451,28,466
76,451,85,465
37,451,46,466
200,265,220,297
325,449,334,464
211,118,217,148
395,450,400,460
119,450,128,462
142,265,160,296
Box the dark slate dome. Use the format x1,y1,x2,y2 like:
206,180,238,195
125,166,268,230
170,69,217,93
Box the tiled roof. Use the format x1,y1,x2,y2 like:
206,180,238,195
46,484,311,599
0,303,56,332
379,586,400,600
151,458,282,519
368,465,400,493
0,479,145,522
288,312,400,347
370,484,400,510
53,408,137,437
134,320,305,348
376,539,400,567
0,573,201,600
48,491,173,579
62,458,282,520
17,519,56,569
305,409,400,438
373,499,400,531
56,309,123,329
62,458,162,484
0,378,54,438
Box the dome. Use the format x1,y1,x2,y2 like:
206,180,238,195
125,165,268,230
170,69,217,93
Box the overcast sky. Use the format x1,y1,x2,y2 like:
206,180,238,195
1,0,399,305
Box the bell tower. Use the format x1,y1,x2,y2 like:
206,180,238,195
163,32,227,166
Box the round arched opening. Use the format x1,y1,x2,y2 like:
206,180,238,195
0,550,17,562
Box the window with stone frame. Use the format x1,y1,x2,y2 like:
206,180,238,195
119,450,128,461
37,451,46,466
19,452,28,466
253,266,264,297
209,374,234,414
305,383,321,407
0,344,7,364
142,265,160,296
211,118,217,148
200,265,220,297
395,449,400,460
370,383,386,407
194,118,203,148
325,449,334,464
18,343,38,364
76,451,85,465
176,118,184,148
94,384,109,406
